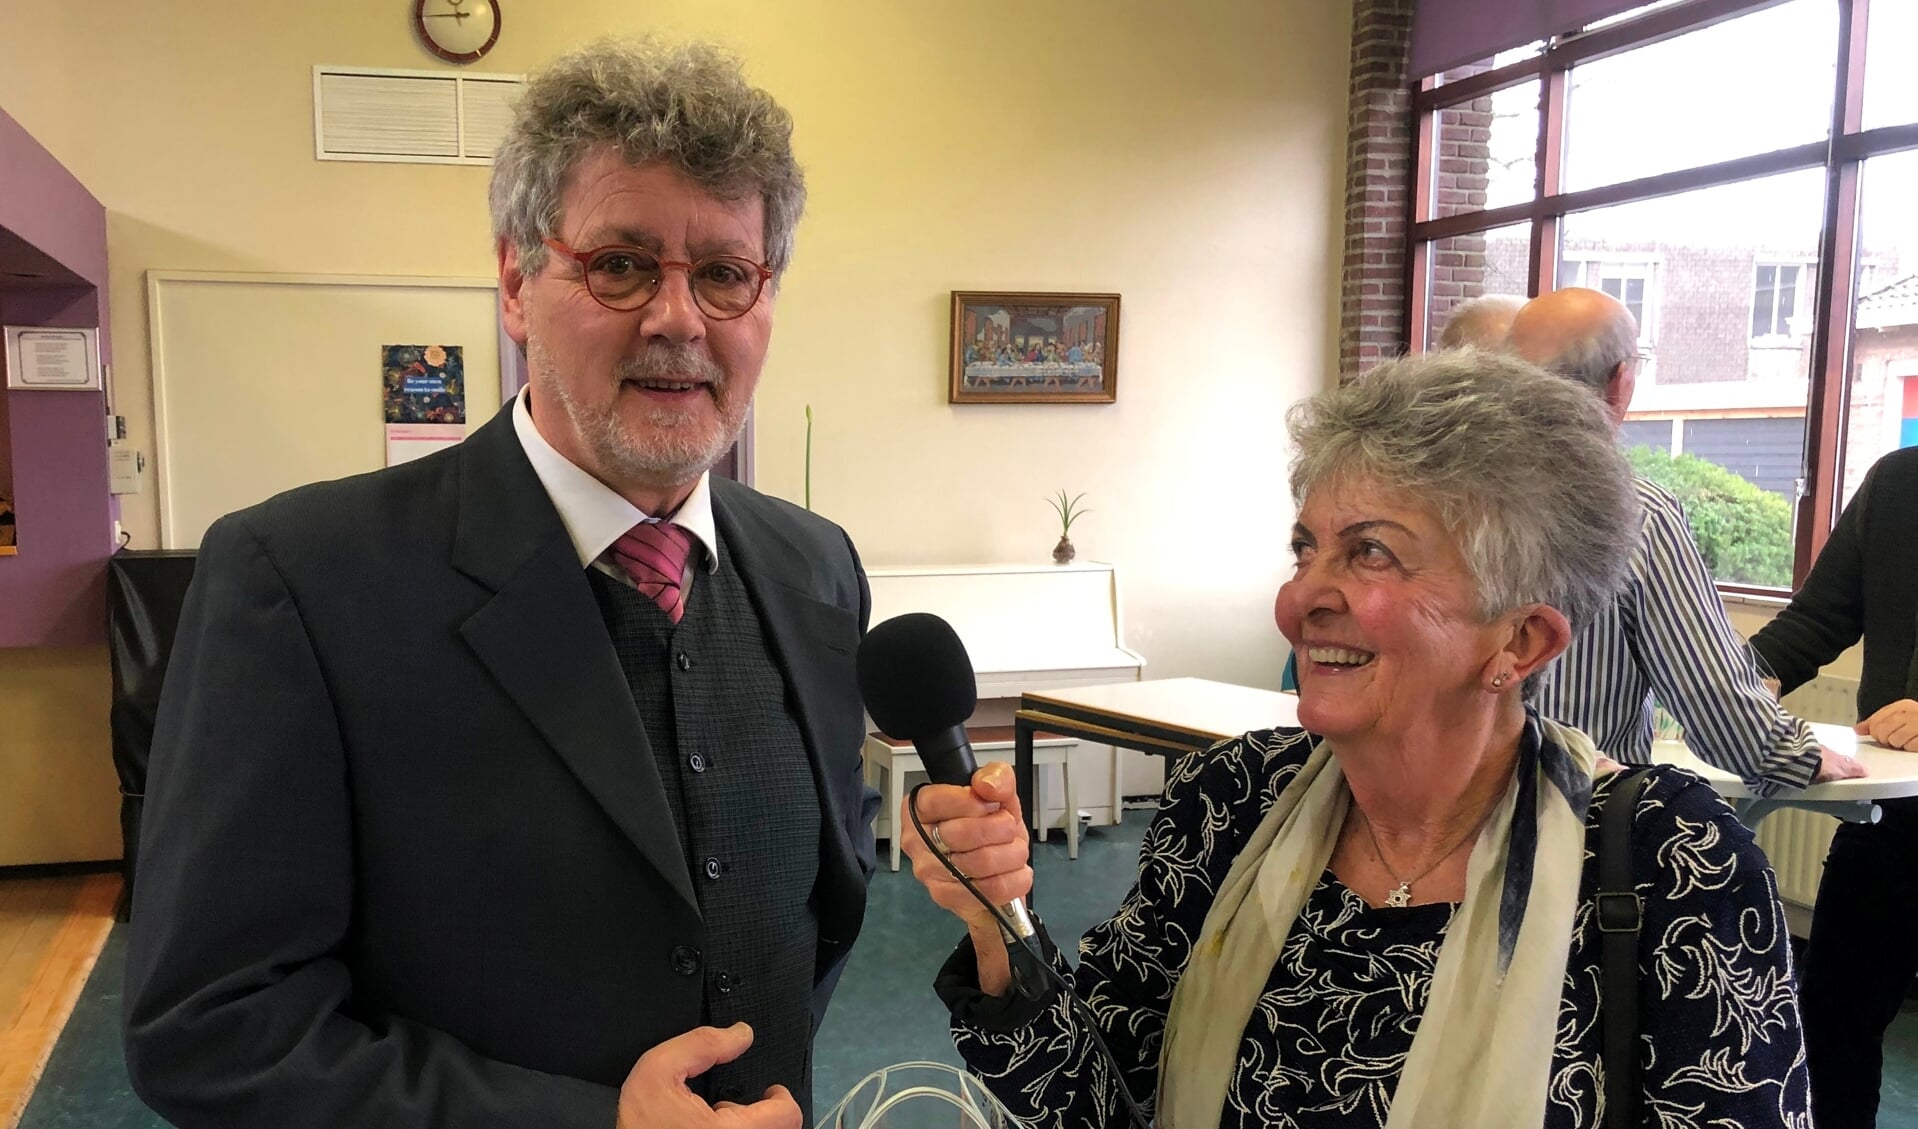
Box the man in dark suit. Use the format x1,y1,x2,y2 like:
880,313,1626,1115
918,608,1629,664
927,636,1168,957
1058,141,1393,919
124,38,877,1129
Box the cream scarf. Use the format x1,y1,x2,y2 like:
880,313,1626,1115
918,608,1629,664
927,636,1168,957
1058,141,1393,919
1157,716,1600,1129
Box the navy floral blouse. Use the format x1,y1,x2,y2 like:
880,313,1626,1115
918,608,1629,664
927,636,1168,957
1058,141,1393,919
935,720,1813,1128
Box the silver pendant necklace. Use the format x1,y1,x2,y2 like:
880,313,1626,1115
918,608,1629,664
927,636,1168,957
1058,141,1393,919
1360,808,1489,908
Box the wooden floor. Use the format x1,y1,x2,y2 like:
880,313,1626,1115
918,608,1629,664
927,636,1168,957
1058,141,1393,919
0,872,120,1129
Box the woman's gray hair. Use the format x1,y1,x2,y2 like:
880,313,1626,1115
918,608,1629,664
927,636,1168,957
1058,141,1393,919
1287,350,1639,694
489,38,806,279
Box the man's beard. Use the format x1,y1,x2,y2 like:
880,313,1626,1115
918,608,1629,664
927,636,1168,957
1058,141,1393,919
530,338,750,489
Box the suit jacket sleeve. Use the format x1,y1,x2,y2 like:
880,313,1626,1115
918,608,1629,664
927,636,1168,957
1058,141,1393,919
846,529,880,885
1749,464,1874,697
123,514,618,1129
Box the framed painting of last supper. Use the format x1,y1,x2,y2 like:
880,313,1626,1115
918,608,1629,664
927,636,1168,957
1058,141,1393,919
949,291,1120,404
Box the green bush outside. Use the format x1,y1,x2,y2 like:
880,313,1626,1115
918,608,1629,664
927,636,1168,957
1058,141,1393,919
1625,445,1793,587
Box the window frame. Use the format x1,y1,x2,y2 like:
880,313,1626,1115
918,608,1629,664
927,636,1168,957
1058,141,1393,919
1406,0,1918,592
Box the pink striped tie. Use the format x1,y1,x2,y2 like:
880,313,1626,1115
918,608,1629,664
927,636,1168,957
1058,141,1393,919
610,520,694,623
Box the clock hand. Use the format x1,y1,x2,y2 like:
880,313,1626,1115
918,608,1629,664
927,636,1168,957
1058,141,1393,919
421,10,471,16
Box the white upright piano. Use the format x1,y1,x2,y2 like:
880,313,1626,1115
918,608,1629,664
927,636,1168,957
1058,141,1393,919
864,562,1147,835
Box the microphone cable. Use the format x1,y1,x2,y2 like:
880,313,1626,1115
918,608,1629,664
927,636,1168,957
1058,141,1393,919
908,783,1155,1129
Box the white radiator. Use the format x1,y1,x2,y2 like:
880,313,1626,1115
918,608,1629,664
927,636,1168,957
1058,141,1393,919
1748,675,1858,932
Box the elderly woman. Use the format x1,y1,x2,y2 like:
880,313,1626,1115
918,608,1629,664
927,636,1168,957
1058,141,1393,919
904,351,1812,1128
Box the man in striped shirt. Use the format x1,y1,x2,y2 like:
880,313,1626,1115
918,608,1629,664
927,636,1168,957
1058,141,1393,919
1505,287,1864,794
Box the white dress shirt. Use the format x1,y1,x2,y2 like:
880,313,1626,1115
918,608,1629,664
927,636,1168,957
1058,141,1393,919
510,387,718,594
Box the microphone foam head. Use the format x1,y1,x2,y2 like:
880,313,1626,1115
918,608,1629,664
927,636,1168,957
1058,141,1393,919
857,612,978,739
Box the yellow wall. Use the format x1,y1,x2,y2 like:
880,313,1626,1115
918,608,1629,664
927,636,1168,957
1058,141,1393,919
1,0,1357,860
0,647,119,864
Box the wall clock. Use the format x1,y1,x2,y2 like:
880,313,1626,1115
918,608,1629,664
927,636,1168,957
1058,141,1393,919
414,0,501,65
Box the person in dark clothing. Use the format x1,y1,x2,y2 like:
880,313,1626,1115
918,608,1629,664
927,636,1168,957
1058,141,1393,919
1750,445,1918,1129
124,38,877,1129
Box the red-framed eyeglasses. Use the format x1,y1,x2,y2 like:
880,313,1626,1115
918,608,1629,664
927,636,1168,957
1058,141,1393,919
541,237,773,320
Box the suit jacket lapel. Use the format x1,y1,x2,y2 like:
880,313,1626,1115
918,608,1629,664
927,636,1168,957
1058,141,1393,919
450,410,698,914
711,484,866,926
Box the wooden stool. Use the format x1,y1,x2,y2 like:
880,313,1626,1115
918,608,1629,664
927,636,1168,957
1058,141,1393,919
863,726,1080,871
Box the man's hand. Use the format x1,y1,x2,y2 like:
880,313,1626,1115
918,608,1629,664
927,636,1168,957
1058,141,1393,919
616,1024,801,1129
1813,744,1869,784
1857,699,1918,751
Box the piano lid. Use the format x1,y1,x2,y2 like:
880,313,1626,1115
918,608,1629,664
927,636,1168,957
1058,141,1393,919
865,563,1145,690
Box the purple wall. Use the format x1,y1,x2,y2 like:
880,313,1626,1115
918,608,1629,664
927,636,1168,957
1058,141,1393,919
0,110,106,291
0,367,10,491
0,106,113,649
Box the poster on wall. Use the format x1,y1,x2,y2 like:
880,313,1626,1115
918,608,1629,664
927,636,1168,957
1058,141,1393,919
382,344,465,423
381,344,466,466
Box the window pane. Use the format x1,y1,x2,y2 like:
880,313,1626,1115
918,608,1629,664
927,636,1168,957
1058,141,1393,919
1562,169,1826,586
1585,0,1688,32
1433,80,1539,218
1562,1,1836,192
1863,0,1918,130
1753,265,1778,337
1431,42,1543,88
1843,149,1918,510
1422,223,1530,351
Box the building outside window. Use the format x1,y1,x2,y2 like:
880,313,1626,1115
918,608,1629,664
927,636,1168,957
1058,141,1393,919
1409,0,1918,590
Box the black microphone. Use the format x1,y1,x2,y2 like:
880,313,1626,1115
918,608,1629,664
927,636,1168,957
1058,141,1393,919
857,613,1039,945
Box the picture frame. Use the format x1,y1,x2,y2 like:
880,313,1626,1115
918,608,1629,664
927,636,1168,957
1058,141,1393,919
4,325,102,391
949,291,1119,404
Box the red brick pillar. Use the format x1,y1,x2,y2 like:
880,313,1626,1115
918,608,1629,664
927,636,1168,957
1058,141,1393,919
1339,0,1415,380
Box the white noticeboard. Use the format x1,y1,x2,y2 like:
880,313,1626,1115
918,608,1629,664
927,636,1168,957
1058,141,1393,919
147,272,503,549
4,325,101,390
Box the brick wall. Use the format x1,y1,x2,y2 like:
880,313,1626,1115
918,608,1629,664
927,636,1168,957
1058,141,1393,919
1423,85,1505,348
1339,4,1527,370
1338,0,1414,379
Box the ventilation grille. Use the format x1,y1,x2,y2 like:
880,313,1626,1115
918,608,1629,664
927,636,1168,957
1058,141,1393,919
1780,675,1858,727
314,67,523,165
1755,807,1836,918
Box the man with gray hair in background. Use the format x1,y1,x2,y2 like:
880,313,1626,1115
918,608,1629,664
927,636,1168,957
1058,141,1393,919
125,38,875,1129
1506,286,1863,791
1435,292,1524,350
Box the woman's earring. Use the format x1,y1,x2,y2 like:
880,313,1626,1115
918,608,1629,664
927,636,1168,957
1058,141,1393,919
1491,671,1510,689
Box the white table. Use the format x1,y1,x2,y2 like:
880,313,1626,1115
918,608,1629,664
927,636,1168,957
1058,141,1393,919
1653,722,1918,826
1011,678,1299,825
1012,679,1918,833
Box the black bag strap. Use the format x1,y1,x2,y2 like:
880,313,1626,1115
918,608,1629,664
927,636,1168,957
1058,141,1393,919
1598,768,1650,1129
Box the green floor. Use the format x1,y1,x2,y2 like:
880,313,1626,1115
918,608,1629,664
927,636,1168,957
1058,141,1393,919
22,821,1918,1126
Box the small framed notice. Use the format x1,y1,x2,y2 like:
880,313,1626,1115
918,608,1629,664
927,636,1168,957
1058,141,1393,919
4,326,102,391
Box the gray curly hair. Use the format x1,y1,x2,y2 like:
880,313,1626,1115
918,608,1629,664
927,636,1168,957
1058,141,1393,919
1287,350,1639,695
489,38,806,280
